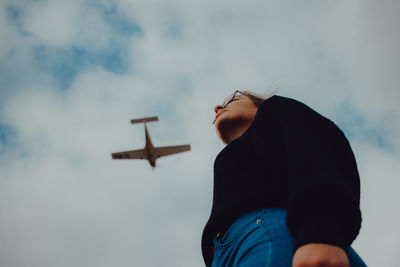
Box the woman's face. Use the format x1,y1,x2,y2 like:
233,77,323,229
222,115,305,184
213,93,258,143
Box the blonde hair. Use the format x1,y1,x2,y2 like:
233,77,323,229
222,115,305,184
242,85,279,106
242,91,268,106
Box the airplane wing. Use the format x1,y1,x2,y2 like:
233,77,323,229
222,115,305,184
111,149,148,159
154,144,191,158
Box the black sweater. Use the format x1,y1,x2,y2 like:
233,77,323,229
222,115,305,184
201,95,361,266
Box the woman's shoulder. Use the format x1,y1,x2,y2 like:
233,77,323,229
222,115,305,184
258,95,331,123
253,95,339,139
260,95,318,113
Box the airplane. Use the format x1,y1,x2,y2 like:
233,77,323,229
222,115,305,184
111,116,191,168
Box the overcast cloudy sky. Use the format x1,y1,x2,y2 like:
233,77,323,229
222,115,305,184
0,0,399,266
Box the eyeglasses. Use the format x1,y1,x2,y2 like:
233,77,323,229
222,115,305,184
221,90,246,108
212,90,246,124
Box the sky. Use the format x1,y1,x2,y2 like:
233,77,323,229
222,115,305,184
0,0,399,266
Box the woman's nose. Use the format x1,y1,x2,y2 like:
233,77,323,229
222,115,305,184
214,105,224,113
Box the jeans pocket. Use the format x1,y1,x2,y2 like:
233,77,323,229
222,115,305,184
215,213,263,248
261,209,296,266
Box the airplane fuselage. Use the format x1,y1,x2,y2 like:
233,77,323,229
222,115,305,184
144,124,157,167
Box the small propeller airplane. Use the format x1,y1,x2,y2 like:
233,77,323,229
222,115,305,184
111,116,191,168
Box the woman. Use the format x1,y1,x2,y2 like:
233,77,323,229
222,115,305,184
201,91,366,267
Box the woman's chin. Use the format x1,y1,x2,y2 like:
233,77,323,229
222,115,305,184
214,116,229,132
215,118,234,141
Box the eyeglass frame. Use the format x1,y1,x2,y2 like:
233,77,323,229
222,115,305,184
212,90,247,124
220,90,246,108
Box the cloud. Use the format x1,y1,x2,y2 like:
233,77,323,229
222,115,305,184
0,0,399,266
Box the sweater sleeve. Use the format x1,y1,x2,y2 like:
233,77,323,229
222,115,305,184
278,101,362,253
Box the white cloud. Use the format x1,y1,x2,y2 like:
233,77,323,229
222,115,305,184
1,0,399,266
22,0,81,47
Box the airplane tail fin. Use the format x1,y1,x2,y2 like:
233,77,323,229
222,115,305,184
130,116,158,124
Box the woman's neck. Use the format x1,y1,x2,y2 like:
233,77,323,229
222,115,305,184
220,119,253,144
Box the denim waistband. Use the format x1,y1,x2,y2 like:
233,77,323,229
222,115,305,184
215,208,287,242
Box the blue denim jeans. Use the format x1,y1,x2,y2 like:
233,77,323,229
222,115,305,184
211,208,366,267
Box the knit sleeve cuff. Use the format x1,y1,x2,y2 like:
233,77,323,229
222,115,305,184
292,213,348,253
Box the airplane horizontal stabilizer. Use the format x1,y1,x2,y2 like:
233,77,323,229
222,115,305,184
131,116,158,124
